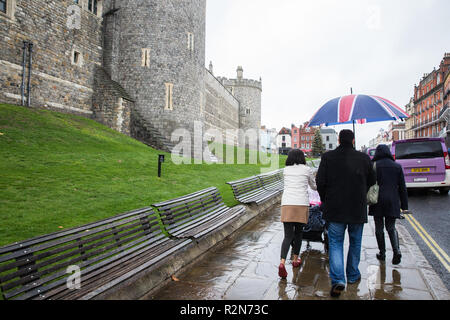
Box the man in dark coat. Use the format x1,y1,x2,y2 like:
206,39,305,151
369,144,408,265
316,130,376,297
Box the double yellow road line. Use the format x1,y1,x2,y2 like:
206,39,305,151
404,214,450,272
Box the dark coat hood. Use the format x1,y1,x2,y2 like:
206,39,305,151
372,144,394,162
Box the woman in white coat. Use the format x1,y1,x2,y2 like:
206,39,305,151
278,149,317,279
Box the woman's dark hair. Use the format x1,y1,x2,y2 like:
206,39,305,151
285,149,306,166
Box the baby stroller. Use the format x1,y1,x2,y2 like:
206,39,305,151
302,187,328,252
302,205,329,252
289,188,329,254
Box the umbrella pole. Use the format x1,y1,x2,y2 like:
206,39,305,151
350,88,356,149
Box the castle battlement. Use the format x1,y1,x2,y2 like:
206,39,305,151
218,77,263,91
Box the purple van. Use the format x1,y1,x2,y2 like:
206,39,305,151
392,138,450,195
367,148,376,160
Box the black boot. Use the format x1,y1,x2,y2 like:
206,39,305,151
375,232,386,261
388,229,402,265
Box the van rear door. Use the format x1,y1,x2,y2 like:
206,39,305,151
394,140,446,184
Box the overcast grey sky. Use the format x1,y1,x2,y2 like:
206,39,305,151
205,0,450,149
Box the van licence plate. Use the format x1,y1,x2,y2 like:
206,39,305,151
414,178,428,182
411,168,430,173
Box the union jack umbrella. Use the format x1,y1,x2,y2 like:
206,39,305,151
308,94,409,127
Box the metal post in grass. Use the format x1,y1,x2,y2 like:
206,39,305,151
21,41,28,106
158,154,165,177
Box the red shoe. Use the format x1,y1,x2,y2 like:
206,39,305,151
292,258,302,268
278,263,287,279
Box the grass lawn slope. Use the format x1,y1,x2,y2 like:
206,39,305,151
0,104,285,246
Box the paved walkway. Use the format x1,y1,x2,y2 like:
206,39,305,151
148,205,448,300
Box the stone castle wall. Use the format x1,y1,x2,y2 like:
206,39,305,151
204,70,240,145
92,66,134,136
0,0,103,116
220,76,262,147
103,0,207,156
0,0,262,153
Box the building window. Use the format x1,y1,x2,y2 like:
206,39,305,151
294,144,297,148
326,136,330,141
71,49,83,66
73,51,80,64
73,0,80,4
142,48,151,68
329,144,333,149
0,0,6,13
87,0,98,15
187,32,194,51
165,83,174,110
246,108,251,115
0,0,15,19
282,136,285,142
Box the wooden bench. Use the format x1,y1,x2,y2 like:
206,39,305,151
0,207,191,300
227,170,284,205
153,187,245,240
257,169,284,193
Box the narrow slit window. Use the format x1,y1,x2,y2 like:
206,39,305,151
142,48,150,68
165,83,174,110
72,50,82,66
88,0,98,15
187,32,194,51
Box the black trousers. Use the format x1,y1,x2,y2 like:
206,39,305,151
280,222,304,260
374,216,396,235
374,216,401,254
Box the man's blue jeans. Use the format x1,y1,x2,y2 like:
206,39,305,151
327,222,364,285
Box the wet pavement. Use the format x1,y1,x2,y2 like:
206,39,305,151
401,189,450,291
149,205,442,300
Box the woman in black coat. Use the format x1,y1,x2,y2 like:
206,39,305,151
369,144,408,265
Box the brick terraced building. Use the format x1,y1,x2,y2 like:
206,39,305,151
291,122,317,154
411,53,450,141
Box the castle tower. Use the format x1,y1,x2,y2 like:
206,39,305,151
103,0,206,156
220,67,262,149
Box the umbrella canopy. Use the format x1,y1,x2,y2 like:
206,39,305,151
308,94,409,127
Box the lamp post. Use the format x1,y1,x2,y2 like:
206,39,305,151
158,154,165,178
